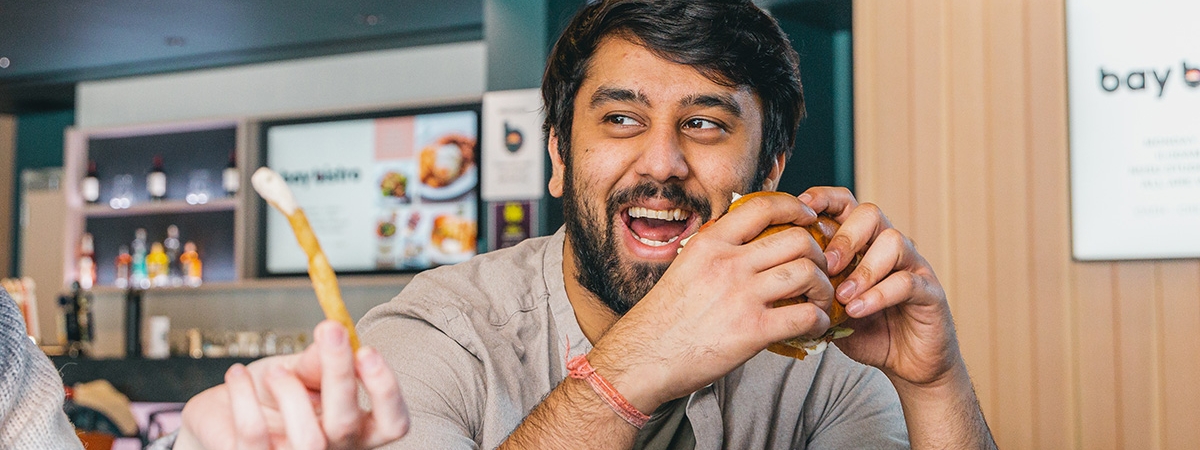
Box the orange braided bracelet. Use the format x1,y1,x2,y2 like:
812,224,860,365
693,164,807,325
566,354,651,429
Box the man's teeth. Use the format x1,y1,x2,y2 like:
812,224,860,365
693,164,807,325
628,207,689,221
636,235,680,247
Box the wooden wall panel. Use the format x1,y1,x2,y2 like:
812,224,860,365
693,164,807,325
1159,262,1200,449
908,0,951,281
867,0,912,224
1076,264,1119,449
855,0,1200,447
1114,263,1159,448
944,0,995,417
985,0,1035,446
1024,0,1074,448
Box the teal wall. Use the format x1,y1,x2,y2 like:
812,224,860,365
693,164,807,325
773,13,855,196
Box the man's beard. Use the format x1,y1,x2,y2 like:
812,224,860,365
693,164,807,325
562,173,713,316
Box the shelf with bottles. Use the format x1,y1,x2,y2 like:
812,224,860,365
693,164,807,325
87,212,236,288
78,126,242,212
64,119,249,289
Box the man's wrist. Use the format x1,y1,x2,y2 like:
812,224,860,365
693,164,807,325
887,360,997,448
585,346,667,414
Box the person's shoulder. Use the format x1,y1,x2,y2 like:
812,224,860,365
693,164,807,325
358,234,559,336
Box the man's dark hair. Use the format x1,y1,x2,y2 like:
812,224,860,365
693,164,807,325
542,0,805,188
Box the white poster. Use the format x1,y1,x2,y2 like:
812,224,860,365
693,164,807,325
1068,0,1200,260
481,89,546,201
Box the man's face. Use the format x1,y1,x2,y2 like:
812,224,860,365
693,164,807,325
549,37,771,315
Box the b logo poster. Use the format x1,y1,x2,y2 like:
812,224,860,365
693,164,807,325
1068,0,1200,260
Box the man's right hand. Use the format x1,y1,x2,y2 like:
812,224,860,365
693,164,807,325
588,191,838,412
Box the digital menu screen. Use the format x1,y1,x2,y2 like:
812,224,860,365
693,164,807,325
1068,0,1200,260
261,106,480,275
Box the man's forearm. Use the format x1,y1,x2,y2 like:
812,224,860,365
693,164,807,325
500,377,639,449
888,363,997,449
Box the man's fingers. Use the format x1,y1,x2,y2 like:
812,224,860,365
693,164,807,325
835,227,911,305
265,366,327,450
823,203,893,275
753,256,835,313
226,364,271,449
703,193,816,245
316,321,364,447
742,225,827,274
759,301,830,344
356,347,411,448
843,269,935,319
292,335,324,391
798,186,859,221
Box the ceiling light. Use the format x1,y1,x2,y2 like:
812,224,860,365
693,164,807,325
0,57,9,69
357,14,381,26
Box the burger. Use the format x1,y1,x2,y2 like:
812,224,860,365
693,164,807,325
702,191,859,360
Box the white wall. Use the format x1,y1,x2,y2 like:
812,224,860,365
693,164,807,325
77,41,487,128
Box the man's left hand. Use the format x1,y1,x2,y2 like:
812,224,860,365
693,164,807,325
799,187,962,387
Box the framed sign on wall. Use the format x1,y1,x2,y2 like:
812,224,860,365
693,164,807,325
1068,0,1200,260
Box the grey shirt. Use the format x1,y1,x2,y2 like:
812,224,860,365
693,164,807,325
358,230,909,449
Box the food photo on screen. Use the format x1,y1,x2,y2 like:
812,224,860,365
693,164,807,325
260,105,481,276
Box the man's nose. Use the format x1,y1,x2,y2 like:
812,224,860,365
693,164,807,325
634,125,689,182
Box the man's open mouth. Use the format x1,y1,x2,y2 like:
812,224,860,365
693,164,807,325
623,206,699,248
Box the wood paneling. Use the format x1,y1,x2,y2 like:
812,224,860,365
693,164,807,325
854,0,1200,447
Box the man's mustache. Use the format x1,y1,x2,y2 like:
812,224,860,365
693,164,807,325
604,182,712,223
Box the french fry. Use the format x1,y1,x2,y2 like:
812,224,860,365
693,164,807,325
251,167,360,350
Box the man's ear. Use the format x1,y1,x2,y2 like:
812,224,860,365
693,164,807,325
547,129,566,198
760,152,787,192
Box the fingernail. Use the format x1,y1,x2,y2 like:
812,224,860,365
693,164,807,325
360,348,383,372
798,193,813,204
846,300,865,316
225,363,246,382
836,279,856,301
324,324,348,346
825,251,841,274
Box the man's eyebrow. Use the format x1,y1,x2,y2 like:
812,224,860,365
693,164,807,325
680,93,742,118
590,86,650,108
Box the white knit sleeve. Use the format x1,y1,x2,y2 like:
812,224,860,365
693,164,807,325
0,288,84,449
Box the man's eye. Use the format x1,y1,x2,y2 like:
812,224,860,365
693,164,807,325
606,115,642,126
683,118,721,130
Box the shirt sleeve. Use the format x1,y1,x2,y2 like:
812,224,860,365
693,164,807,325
0,288,85,450
362,314,487,450
801,346,910,449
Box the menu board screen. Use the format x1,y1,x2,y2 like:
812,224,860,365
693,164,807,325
262,106,480,275
1068,0,1200,260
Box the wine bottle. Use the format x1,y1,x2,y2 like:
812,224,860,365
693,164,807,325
147,242,169,287
82,160,100,203
132,228,150,289
222,151,240,196
115,245,132,289
78,233,96,290
165,225,182,286
147,155,167,201
181,241,203,287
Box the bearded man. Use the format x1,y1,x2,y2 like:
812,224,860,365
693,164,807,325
357,0,996,448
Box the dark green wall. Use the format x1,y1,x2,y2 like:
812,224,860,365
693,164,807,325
773,6,855,196
9,110,74,277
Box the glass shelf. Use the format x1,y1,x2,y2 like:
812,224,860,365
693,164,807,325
83,197,238,218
